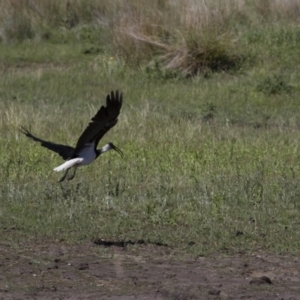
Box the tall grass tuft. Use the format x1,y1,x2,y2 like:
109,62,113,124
112,1,243,76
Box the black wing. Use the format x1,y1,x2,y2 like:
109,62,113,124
20,126,74,160
74,90,123,152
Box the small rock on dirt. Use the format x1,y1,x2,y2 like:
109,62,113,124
208,289,221,295
78,263,89,270
250,276,272,285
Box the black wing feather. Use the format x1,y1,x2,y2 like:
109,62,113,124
74,90,123,152
20,126,74,160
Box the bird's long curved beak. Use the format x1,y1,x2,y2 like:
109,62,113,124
112,145,124,157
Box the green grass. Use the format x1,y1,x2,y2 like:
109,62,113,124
1,7,300,256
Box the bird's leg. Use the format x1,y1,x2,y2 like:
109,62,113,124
67,167,77,181
58,169,69,183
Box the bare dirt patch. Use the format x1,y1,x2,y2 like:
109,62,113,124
1,240,300,300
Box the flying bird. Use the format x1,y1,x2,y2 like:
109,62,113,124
20,90,123,182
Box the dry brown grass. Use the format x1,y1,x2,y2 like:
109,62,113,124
1,0,300,74
253,0,300,22
0,0,111,42
111,0,244,75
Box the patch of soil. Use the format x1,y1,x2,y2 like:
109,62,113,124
1,240,300,300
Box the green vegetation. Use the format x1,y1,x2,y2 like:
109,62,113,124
1,0,300,255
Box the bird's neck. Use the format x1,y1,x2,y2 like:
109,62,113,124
96,144,111,158
95,149,102,158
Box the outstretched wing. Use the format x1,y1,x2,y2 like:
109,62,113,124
74,90,123,152
20,126,74,160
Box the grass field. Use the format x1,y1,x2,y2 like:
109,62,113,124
1,0,300,259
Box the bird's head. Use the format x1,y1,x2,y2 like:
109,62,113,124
101,142,123,157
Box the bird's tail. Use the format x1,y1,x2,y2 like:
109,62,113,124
53,158,83,172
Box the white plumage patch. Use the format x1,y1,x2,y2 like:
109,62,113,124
53,158,83,172
53,144,97,173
